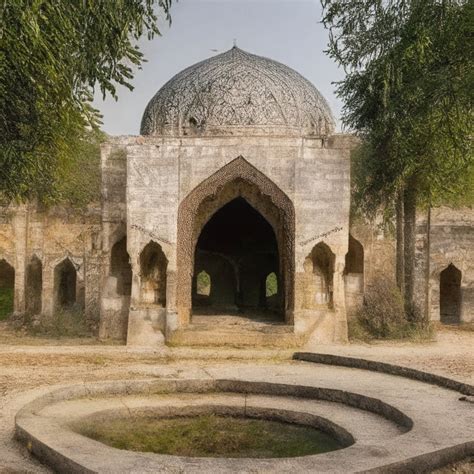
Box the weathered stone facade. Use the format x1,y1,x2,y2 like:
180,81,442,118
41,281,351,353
0,47,472,346
0,203,101,329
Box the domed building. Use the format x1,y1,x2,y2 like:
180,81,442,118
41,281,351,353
99,46,355,346
2,48,470,346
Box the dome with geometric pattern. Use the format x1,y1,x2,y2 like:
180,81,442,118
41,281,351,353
140,47,335,137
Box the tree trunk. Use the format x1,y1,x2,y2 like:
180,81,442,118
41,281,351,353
403,181,417,320
396,191,405,294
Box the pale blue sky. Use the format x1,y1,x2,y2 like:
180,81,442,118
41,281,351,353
93,0,344,135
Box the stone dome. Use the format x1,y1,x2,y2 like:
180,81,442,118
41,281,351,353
140,47,335,137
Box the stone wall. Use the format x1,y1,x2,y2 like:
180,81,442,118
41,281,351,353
0,203,102,329
348,207,474,324
427,207,474,323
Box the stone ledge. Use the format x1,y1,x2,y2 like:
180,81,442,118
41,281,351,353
293,352,474,396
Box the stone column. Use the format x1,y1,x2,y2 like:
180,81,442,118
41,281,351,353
413,208,430,320
12,205,27,313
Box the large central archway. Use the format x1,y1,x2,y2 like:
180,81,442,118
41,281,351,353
176,157,295,326
193,197,282,318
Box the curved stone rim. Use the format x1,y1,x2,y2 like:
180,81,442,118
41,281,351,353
293,352,474,396
15,378,413,473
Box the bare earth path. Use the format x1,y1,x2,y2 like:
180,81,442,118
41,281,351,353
0,325,472,473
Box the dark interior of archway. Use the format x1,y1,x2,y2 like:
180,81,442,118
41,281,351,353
345,235,364,274
26,256,42,315
440,264,462,324
55,259,77,309
193,197,282,321
111,237,132,297
0,259,15,319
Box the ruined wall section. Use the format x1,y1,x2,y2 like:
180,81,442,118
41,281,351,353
428,207,474,323
0,203,101,329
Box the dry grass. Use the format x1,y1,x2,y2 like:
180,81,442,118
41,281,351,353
74,414,342,458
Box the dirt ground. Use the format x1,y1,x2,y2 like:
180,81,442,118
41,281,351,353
0,323,472,473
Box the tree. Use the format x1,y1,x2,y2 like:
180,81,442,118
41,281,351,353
321,0,473,318
0,0,173,203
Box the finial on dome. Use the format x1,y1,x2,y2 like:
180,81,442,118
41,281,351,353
233,38,237,48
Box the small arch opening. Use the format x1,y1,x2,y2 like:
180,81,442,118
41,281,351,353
303,242,335,309
0,259,15,319
25,256,42,315
54,258,77,309
196,270,211,296
265,272,279,311
140,241,167,307
440,264,462,324
345,235,364,274
344,235,364,313
111,237,132,297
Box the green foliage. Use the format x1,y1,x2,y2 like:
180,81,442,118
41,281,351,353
53,130,104,207
0,287,14,320
349,277,434,341
74,414,343,458
196,270,211,296
0,0,173,202
265,272,278,297
322,0,474,215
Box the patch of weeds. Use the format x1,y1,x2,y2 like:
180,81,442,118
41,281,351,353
29,305,91,338
349,276,435,342
73,414,343,458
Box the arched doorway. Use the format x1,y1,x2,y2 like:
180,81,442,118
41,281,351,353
25,255,42,315
440,264,462,324
177,157,295,326
0,259,15,319
54,258,77,309
192,197,282,319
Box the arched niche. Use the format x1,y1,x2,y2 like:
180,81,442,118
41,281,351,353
25,255,42,315
303,242,335,309
54,258,77,310
110,237,132,297
440,264,462,324
345,234,364,274
344,235,365,311
0,258,15,319
177,157,295,324
139,241,167,307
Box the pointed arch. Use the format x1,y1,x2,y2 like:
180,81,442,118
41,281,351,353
110,236,132,296
303,242,335,309
440,263,462,324
345,234,364,274
177,156,295,324
54,258,77,309
139,240,168,306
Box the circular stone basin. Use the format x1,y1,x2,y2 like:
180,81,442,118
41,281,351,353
72,413,344,458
